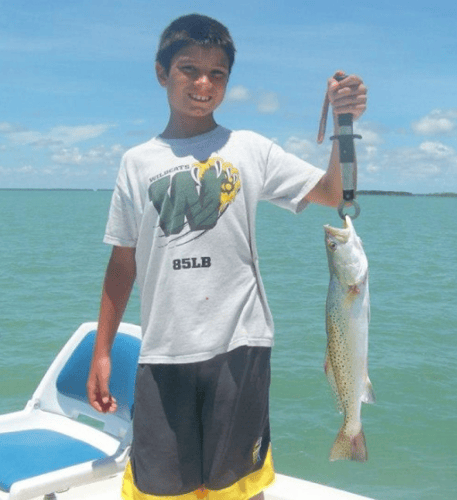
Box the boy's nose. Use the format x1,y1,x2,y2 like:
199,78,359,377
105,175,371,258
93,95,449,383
195,73,211,87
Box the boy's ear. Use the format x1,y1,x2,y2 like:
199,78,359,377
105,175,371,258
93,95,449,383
155,62,168,87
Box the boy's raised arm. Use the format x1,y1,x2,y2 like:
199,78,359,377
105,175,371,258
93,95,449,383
305,73,367,208
87,245,136,413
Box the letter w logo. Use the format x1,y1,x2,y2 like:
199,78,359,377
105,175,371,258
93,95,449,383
148,169,223,236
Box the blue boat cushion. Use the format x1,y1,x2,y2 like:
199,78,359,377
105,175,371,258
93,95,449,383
0,429,107,492
56,331,140,415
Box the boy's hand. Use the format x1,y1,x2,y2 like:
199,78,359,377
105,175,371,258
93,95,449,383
328,71,367,121
87,355,118,413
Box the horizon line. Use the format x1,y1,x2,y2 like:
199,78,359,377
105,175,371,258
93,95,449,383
1,188,456,197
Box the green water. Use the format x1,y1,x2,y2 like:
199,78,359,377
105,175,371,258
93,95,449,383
0,190,456,499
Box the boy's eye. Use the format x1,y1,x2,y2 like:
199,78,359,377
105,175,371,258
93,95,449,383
211,70,228,79
181,65,197,74
179,65,227,80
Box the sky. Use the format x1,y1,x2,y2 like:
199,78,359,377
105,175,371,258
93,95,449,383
1,0,456,193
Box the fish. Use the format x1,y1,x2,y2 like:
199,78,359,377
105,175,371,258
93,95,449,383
324,215,375,462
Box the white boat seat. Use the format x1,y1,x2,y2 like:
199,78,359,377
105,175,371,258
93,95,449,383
0,429,107,492
0,322,141,500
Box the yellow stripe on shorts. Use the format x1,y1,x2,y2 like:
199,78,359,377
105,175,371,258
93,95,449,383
122,447,275,500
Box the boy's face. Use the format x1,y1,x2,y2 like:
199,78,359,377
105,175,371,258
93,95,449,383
156,44,230,127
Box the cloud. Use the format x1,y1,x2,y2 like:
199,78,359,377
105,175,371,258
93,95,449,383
364,146,378,159
283,136,317,161
412,109,457,136
6,130,43,145
226,85,251,102
48,125,115,145
0,166,12,175
366,163,380,173
0,122,26,134
224,85,280,114
0,121,124,188
354,123,384,145
279,123,456,193
16,165,35,174
257,92,280,114
358,139,457,191
0,164,40,176
4,123,115,146
419,141,455,158
51,144,125,166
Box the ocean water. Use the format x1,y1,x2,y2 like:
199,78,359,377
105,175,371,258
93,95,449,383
0,190,456,499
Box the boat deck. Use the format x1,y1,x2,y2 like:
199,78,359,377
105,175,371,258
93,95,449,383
2,472,374,500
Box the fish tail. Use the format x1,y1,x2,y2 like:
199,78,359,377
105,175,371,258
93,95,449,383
329,427,368,462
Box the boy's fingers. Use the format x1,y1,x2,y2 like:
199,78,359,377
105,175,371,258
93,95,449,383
91,400,104,413
107,395,118,413
88,388,104,413
332,83,366,101
87,355,114,412
98,378,117,412
90,391,117,413
87,372,116,413
101,393,118,413
328,73,367,120
333,93,367,109
329,73,366,94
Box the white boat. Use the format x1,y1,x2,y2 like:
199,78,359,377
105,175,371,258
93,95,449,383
0,322,375,500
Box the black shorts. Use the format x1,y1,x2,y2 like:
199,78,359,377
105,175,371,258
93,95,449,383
122,346,274,499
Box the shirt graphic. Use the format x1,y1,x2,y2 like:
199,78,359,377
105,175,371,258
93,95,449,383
148,157,241,246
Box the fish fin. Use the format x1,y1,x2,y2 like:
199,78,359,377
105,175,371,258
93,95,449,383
362,377,376,404
329,427,368,462
324,351,343,413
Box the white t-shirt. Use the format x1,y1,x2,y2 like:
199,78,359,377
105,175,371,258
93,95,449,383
104,126,324,364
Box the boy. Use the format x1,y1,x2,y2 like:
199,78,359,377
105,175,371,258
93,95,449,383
87,13,367,500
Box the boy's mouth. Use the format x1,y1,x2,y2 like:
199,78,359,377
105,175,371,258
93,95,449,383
189,94,212,103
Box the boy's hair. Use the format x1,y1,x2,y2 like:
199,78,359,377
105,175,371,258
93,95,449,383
156,14,236,74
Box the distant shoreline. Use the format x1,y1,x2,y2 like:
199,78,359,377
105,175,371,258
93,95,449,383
0,188,113,192
356,190,457,197
1,188,456,197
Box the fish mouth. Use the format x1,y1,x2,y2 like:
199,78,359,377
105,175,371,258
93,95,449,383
324,225,349,242
324,216,353,241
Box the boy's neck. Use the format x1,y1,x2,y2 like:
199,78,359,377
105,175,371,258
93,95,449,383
160,114,219,139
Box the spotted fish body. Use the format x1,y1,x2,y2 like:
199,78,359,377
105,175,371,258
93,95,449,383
324,215,375,462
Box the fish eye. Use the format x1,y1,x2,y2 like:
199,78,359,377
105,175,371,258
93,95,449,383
328,241,337,251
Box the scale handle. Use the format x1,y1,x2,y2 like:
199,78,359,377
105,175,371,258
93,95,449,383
332,73,362,218
337,113,356,201
334,74,355,188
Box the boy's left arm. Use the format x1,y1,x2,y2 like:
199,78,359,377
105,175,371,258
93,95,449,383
305,73,367,207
